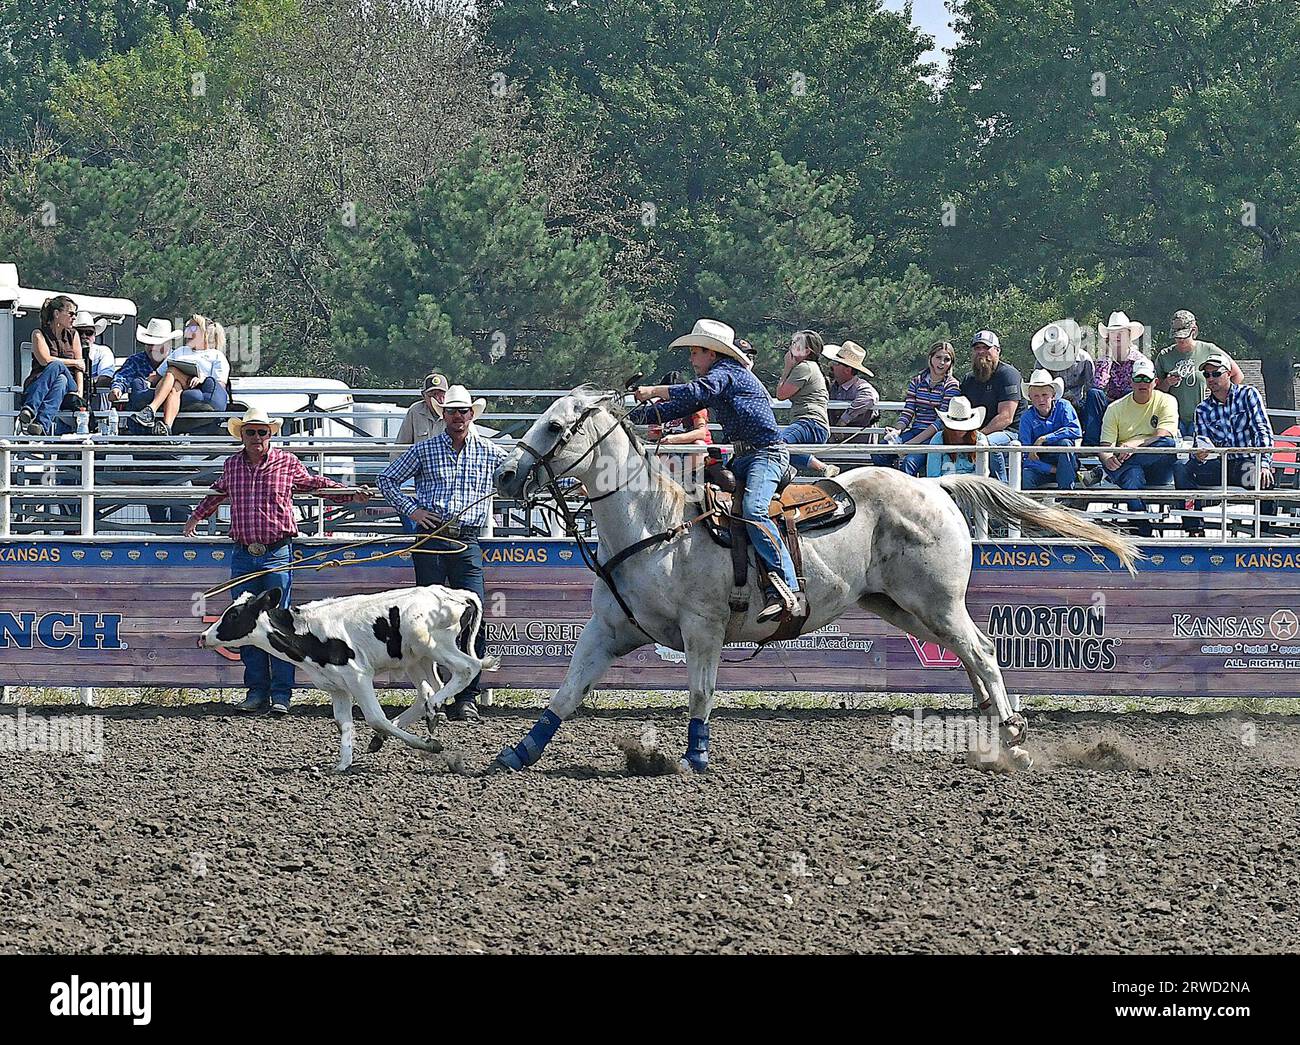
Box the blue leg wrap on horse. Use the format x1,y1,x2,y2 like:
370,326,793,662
501,709,562,769
685,717,710,770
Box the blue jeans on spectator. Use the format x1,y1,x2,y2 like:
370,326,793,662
413,527,486,703
180,376,229,413
22,361,71,434
1178,418,1196,439
1077,388,1109,449
780,417,829,470
1174,456,1276,531
874,424,932,475
1022,451,1078,491
1107,437,1177,535
732,443,799,591
229,542,296,708
984,430,1015,483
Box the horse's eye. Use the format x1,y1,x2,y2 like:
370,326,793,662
547,420,564,434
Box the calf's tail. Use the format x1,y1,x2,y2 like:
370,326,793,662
457,596,500,672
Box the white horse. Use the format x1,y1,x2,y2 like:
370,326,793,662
492,388,1139,772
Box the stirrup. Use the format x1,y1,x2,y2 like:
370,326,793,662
757,575,798,622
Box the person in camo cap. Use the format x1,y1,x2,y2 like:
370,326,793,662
1155,309,1243,437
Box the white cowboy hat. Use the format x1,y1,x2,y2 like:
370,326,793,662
73,310,108,337
228,406,283,439
668,318,752,369
936,396,986,432
821,340,874,377
1098,311,1145,341
1031,322,1080,371
431,384,487,420
136,317,184,345
1022,368,1065,400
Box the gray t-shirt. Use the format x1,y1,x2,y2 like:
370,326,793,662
786,359,830,429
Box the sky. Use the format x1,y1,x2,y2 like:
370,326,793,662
882,0,958,69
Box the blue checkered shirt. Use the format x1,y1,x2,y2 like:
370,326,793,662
378,432,508,526
1195,384,1274,465
627,357,780,446
109,351,157,396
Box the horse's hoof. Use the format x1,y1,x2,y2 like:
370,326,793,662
331,762,352,774
679,756,709,774
1000,713,1028,747
492,747,525,772
367,734,385,753
1006,746,1034,772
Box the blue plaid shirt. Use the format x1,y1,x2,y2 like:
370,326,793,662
627,357,780,446
1196,384,1274,466
109,351,158,396
378,432,508,526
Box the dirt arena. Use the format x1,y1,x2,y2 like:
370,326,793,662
2,702,1299,954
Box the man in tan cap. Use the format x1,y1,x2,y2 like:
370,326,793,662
185,407,371,712
1155,310,1243,437
397,371,448,445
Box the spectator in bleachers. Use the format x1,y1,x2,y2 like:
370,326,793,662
1094,311,1148,402
959,329,1023,483
1033,321,1108,448
823,340,879,446
397,371,448,445
775,330,836,478
1175,353,1275,537
1093,356,1178,537
925,397,988,477
880,340,960,475
108,319,184,430
74,311,116,394
1018,369,1082,491
18,295,85,436
1155,309,1244,437
647,370,712,446
134,315,231,436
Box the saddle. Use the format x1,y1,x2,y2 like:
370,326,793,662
698,457,855,635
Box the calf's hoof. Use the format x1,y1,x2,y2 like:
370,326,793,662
367,734,386,754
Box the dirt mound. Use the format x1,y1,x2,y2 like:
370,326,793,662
615,736,685,776
1050,735,1143,772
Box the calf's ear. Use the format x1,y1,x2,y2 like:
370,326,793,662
258,587,284,611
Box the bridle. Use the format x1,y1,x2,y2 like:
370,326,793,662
511,397,708,640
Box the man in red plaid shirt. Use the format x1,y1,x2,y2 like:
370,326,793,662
185,407,370,712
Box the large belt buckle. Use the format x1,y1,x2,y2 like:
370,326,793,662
247,542,267,556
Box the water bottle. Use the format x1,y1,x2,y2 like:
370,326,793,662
100,410,119,437
76,408,89,436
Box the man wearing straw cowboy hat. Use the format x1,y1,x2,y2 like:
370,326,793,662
628,318,802,623
184,406,372,713
823,340,880,446
1018,369,1082,490
378,385,506,721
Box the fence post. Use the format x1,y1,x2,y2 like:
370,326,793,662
0,441,10,538
1007,444,1022,539
974,446,990,539
80,440,94,537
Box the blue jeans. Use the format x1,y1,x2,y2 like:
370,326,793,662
780,417,829,469
1022,452,1078,490
1077,388,1109,449
413,530,486,701
985,430,1015,483
732,444,799,591
1174,457,1276,527
1178,418,1196,439
1108,437,1177,534
180,376,229,413
22,361,71,434
230,543,296,706
874,424,931,475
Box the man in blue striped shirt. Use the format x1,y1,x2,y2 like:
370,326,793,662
379,385,507,719
1175,355,1276,535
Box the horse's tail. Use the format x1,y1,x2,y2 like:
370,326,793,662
937,474,1144,575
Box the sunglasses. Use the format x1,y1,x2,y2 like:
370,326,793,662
445,407,472,416
1131,375,1154,384
243,428,273,438
1202,367,1228,378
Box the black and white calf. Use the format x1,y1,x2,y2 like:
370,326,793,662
198,586,499,772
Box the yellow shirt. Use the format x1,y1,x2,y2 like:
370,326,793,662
1100,390,1178,446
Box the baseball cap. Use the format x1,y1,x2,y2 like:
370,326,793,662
971,329,1000,349
1131,355,1156,380
1199,353,1231,373
1170,310,1196,338
422,372,448,393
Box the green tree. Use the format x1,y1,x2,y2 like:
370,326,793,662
697,152,951,396
484,0,939,340
327,145,646,389
935,0,1300,405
